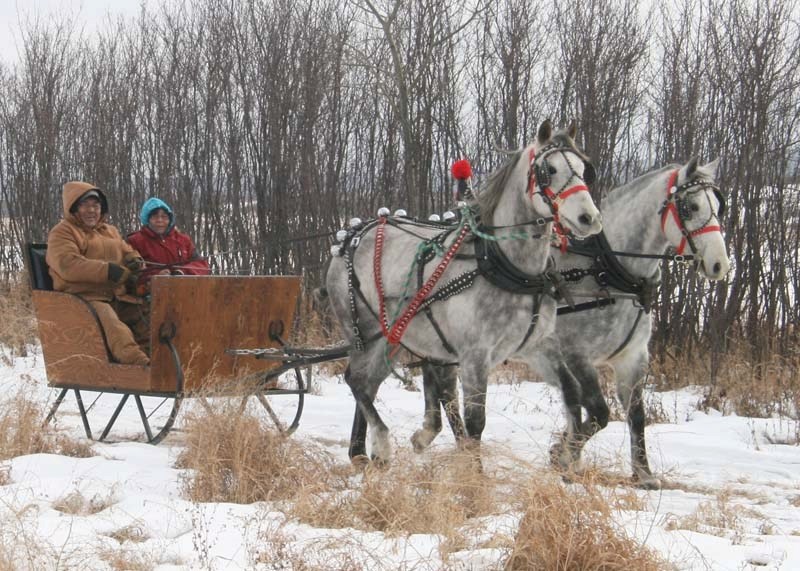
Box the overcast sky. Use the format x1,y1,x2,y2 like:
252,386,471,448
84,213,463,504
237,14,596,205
0,0,160,66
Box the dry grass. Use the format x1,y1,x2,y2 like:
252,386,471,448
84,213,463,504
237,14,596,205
666,489,773,544
52,489,115,516
0,389,94,463
178,398,667,569
106,524,150,544
97,547,155,571
292,448,502,539
0,274,37,361
176,397,350,504
652,344,800,420
504,474,666,571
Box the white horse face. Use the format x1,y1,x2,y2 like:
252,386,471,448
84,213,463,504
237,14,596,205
663,158,730,280
539,149,602,238
528,121,602,239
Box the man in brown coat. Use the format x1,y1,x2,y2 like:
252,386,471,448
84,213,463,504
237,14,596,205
46,181,149,366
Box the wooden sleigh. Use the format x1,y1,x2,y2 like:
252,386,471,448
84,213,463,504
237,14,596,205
25,242,310,444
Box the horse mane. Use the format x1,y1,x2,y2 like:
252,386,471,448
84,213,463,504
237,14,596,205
477,148,523,222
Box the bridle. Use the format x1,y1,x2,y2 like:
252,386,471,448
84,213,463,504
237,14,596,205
527,143,597,250
659,170,725,256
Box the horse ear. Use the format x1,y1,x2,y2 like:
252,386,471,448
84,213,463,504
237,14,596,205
537,120,552,144
702,158,721,179
567,120,577,140
684,156,699,178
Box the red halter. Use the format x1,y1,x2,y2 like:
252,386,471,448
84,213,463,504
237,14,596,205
660,170,722,255
527,147,590,252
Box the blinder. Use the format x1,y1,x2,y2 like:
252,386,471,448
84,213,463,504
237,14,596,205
713,188,726,217
582,161,596,185
533,156,596,189
534,162,551,188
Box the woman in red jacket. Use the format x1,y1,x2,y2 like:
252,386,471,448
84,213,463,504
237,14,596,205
127,197,210,293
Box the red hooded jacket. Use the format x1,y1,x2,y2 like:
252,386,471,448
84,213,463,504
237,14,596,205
126,226,210,287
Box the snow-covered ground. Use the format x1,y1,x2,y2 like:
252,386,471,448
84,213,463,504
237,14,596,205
1,348,799,570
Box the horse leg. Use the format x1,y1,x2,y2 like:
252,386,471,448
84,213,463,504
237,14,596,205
411,362,445,452
459,359,489,451
565,353,610,444
437,365,466,444
348,370,368,459
614,351,660,489
411,363,465,452
528,347,584,472
345,345,393,464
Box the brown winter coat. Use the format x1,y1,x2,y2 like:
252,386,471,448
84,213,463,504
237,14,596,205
46,181,139,302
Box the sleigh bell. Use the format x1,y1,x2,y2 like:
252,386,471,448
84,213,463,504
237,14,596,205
428,214,441,222
335,230,348,243
349,217,363,229
442,210,456,223
393,208,408,217
377,207,391,217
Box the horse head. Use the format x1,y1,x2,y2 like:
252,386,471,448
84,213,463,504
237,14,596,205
660,157,730,280
527,120,602,238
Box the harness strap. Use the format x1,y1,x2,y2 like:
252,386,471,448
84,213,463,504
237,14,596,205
344,246,364,350
515,293,542,352
556,297,616,316
564,230,657,312
474,237,557,296
375,223,471,347
607,308,645,360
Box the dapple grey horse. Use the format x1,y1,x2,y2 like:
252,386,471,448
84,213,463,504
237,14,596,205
326,121,602,464
410,158,730,488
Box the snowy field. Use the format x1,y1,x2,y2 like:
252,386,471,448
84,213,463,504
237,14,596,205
1,348,799,570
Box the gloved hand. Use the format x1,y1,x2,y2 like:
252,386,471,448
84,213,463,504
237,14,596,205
107,263,131,284
123,253,146,272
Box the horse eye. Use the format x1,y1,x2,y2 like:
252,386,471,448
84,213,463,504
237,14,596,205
690,203,700,212
548,165,557,175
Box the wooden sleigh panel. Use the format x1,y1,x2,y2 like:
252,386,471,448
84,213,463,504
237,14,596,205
31,277,302,395
148,275,303,393
31,290,150,392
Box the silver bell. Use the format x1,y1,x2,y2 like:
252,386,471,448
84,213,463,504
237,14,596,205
456,201,467,208
349,217,363,229
428,214,441,222
442,211,456,222
393,208,408,217
335,230,348,242
330,245,342,256
377,207,391,217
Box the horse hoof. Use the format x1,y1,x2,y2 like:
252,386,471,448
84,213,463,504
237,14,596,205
351,455,370,470
634,475,661,490
410,429,434,453
369,454,390,469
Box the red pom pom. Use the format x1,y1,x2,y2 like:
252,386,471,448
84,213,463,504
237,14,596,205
451,159,473,181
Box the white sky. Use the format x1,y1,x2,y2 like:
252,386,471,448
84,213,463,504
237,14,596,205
0,0,160,66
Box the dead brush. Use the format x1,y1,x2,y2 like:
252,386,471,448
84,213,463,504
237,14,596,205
290,447,511,554
0,274,37,360
0,389,94,462
652,343,800,420
177,395,349,504
504,474,665,571
667,489,771,543
292,296,349,377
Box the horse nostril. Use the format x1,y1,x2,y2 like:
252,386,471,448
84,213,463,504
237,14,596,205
713,262,721,275
578,214,593,227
